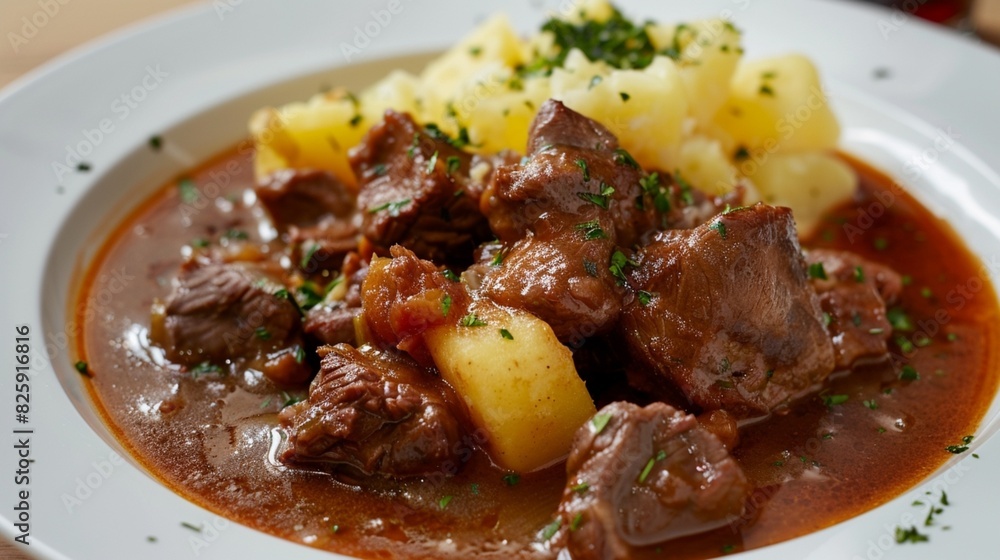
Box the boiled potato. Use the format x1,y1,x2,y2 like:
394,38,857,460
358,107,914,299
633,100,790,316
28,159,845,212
249,93,363,187
457,74,552,154
418,13,527,128
676,135,738,196
648,19,743,127
713,54,840,154
423,307,596,473
745,152,856,234
249,5,851,227
553,53,689,170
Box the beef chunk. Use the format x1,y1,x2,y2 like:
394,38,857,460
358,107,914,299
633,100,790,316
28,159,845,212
292,218,360,276
622,204,835,418
279,344,467,478
479,217,625,345
303,252,369,347
806,249,903,370
155,262,310,384
254,168,360,276
554,402,749,559
255,169,355,232
351,111,491,263
481,100,656,247
362,246,472,363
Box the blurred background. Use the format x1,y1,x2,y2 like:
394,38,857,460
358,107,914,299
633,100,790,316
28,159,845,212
0,0,998,89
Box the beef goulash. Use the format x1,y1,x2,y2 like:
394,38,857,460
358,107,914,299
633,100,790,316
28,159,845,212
76,3,998,559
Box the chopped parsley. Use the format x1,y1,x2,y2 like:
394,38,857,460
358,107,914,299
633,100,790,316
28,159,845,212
945,435,974,454
863,399,878,410
441,294,452,317
895,526,929,544
808,262,828,280
180,522,203,533
887,307,915,331
294,346,306,364
367,198,412,217
708,219,727,239
608,249,635,285
638,450,667,484
460,313,487,327
759,84,775,96
190,362,222,377
571,481,590,493
425,150,439,174
575,158,590,181
178,178,199,204
281,391,304,408
896,334,915,354
613,148,640,169
223,229,248,241
821,393,849,407
675,171,695,205
349,114,362,127
591,412,612,434
254,327,271,341
540,518,561,541
575,219,608,240
442,269,460,282
407,133,420,158
439,495,453,509
899,365,920,381
446,155,461,175
577,182,615,209
503,473,521,486
570,513,584,531
637,290,653,306
300,242,320,269
149,136,163,150
532,8,658,74
619,91,630,102
77,162,91,172
499,328,514,340
296,283,324,310
74,360,90,376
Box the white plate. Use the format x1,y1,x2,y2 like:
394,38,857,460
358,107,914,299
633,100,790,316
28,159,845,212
1,0,999,558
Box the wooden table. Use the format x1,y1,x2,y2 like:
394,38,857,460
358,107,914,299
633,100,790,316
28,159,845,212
0,0,998,558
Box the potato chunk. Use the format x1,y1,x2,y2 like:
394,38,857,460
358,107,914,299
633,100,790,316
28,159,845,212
746,152,856,235
713,54,840,154
424,308,596,472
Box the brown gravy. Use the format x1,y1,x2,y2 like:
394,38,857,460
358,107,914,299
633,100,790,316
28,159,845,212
75,147,1000,558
